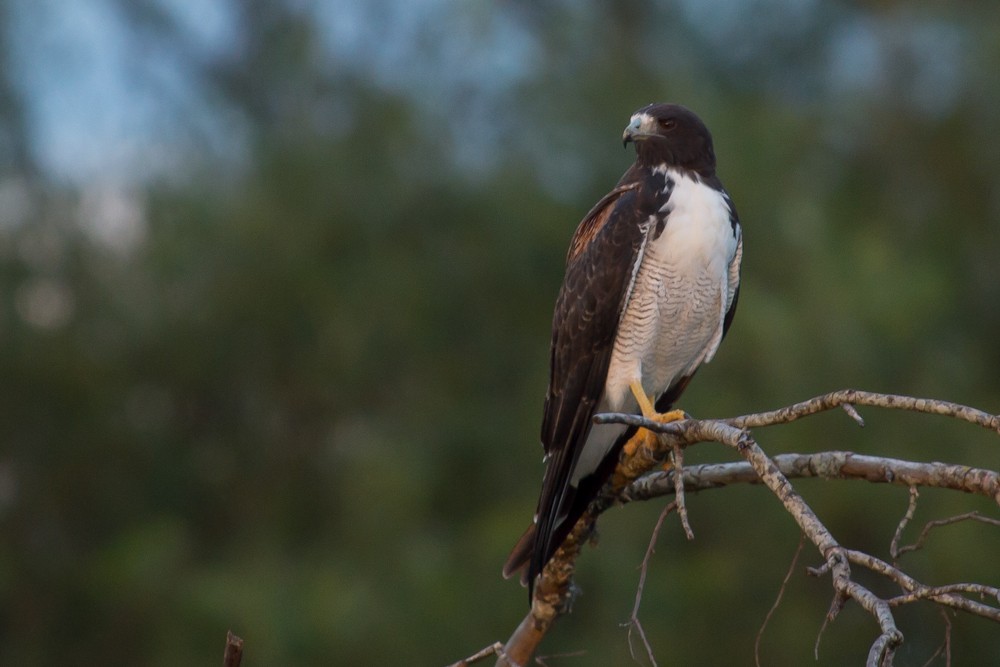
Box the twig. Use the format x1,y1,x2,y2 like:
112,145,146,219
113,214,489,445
755,533,805,667
887,583,1000,608
938,609,952,667
626,502,676,667
533,650,587,666
670,445,694,540
890,487,920,563
726,389,1000,433
894,512,1000,559
917,608,952,667
814,606,832,661
449,643,507,667
842,402,866,426
844,549,1000,621
648,419,903,666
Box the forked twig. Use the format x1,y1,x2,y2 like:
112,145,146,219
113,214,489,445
895,512,1000,559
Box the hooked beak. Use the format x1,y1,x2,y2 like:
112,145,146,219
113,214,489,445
622,114,651,148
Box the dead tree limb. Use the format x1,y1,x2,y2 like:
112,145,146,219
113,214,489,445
474,390,1000,667
721,389,1000,432
622,452,1000,504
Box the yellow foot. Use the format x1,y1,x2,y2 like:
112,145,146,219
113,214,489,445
622,400,690,457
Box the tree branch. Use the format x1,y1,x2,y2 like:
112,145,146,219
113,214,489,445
723,389,1000,433
621,452,1000,505
473,390,1000,667
893,511,1000,559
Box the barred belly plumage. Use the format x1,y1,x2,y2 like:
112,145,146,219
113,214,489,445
608,251,723,406
604,169,737,413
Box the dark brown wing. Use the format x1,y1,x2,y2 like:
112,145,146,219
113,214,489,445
515,176,660,592
542,181,642,455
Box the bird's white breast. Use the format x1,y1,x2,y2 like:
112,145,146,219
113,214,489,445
570,168,740,485
605,168,738,411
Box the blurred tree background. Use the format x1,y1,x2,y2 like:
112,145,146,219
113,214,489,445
1,1,998,664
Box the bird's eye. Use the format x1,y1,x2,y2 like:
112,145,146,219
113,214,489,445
658,118,676,130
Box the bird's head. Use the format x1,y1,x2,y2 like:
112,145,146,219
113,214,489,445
622,103,716,176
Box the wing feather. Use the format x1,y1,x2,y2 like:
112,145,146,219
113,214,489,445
525,176,659,590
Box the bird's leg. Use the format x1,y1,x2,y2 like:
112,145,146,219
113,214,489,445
629,379,657,419
627,380,687,423
624,380,688,457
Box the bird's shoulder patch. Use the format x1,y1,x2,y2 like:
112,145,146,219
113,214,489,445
566,182,640,264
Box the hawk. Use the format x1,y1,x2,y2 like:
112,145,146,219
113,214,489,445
503,103,743,600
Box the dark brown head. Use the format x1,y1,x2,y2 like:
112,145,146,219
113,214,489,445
622,103,716,177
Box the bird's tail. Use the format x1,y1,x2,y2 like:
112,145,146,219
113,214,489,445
502,523,535,585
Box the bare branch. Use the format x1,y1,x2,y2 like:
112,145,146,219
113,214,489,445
887,583,1000,607
480,390,1000,667
670,445,694,540
726,389,1000,433
622,452,1000,506
844,549,1000,620
494,604,553,667
842,402,866,426
890,487,920,563
894,512,1000,559
597,390,1000,439
617,418,905,666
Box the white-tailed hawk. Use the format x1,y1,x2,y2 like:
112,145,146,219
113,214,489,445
504,103,743,600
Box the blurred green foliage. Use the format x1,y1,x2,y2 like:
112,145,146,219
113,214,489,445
1,1,999,664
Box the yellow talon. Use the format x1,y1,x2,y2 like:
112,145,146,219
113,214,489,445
622,435,641,457
655,409,688,424
622,380,689,458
